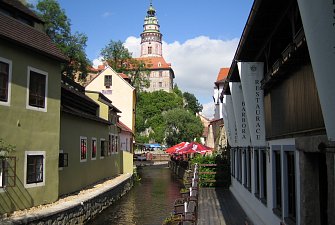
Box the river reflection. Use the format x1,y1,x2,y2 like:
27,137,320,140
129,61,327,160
87,164,183,225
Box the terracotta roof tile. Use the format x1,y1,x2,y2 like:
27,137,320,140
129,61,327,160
117,121,133,134
216,68,229,83
136,56,172,70
0,13,67,62
118,73,129,79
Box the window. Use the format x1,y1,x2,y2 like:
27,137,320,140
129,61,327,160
261,150,267,204
158,82,162,88
80,137,87,162
100,139,106,158
254,149,259,197
247,149,252,191
0,57,12,105
111,135,115,153
91,138,97,160
59,152,68,168
27,67,48,111
148,46,152,54
231,149,235,177
104,75,112,87
286,151,296,221
159,71,162,77
25,152,45,188
0,157,16,189
274,150,282,215
108,134,112,155
238,148,242,183
243,149,247,186
115,136,118,153
0,159,7,188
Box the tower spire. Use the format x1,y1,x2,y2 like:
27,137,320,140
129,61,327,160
140,1,162,57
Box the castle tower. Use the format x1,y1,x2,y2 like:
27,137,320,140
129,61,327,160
140,2,162,57
138,2,174,93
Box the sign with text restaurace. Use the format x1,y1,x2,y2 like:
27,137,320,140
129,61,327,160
297,0,335,141
238,62,266,147
229,82,251,147
226,94,239,147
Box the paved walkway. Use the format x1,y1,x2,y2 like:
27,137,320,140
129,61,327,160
0,173,132,224
197,188,252,225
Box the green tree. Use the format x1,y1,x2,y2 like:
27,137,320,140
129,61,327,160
34,0,91,79
173,83,183,98
183,92,203,114
101,40,150,92
164,108,204,146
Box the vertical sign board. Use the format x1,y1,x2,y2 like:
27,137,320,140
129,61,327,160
222,95,233,147
297,0,335,141
226,94,239,147
229,82,251,147
238,62,266,147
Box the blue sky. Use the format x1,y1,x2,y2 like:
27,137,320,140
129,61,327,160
29,0,253,118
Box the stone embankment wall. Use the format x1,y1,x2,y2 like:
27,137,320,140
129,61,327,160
169,160,192,181
4,175,134,225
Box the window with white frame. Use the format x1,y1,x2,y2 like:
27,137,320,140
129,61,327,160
285,149,296,222
0,57,12,106
273,146,282,216
104,75,112,87
260,149,267,204
247,148,252,191
100,138,106,158
243,148,247,186
0,159,7,188
80,137,87,162
25,151,45,188
91,138,97,160
115,136,118,153
26,67,48,111
108,134,112,155
254,149,260,197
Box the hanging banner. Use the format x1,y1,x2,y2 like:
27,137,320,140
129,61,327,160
297,0,335,141
229,82,251,147
238,62,266,147
222,94,233,147
226,94,238,147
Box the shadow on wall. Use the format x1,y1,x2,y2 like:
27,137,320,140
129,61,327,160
0,176,34,214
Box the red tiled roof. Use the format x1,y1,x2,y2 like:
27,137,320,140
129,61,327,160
117,121,133,134
136,57,172,70
118,73,129,79
0,13,67,62
216,68,229,83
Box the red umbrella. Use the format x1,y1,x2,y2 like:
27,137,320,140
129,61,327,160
178,142,212,154
165,142,189,154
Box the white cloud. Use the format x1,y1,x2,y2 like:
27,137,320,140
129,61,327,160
92,57,103,68
125,36,238,104
200,101,215,120
124,36,141,57
95,35,239,107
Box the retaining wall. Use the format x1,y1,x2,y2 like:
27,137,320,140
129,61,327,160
2,174,134,225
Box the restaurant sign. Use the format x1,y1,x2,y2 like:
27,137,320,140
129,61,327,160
238,62,266,147
297,0,335,141
229,82,251,147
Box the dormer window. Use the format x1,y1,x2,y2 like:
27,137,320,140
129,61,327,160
158,62,161,67
104,75,112,87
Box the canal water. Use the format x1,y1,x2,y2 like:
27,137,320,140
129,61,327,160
87,164,183,225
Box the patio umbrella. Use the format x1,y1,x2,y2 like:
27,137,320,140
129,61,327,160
178,142,212,154
165,142,189,154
